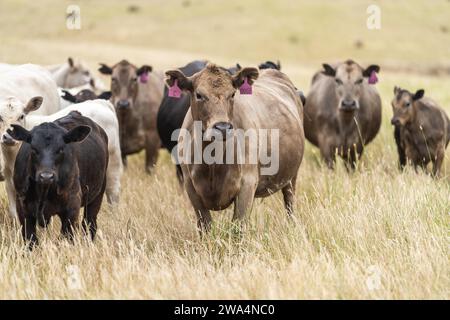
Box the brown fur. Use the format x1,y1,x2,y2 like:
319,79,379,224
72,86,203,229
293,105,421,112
304,60,382,169
391,87,450,176
99,60,164,172
166,63,304,232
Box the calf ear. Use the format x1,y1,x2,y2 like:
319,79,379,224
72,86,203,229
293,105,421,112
165,69,193,92
413,89,425,101
137,65,152,76
24,96,43,114
61,90,77,103
63,125,91,144
7,125,31,143
394,86,401,95
322,64,336,77
68,57,74,68
98,63,113,75
232,67,259,89
363,64,380,77
98,91,112,100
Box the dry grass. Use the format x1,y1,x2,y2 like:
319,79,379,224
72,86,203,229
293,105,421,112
0,0,449,299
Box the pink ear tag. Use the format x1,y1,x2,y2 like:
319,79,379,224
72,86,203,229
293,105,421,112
139,72,149,83
239,77,252,95
168,79,182,98
368,70,378,85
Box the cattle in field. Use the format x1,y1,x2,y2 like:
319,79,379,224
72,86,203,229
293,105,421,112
46,57,107,92
157,60,278,182
304,60,382,169
0,64,60,180
99,60,164,172
8,111,108,248
0,98,122,218
165,63,304,232
391,87,450,176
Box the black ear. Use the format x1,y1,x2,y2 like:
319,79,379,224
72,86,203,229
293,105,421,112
98,63,113,75
276,60,281,70
232,67,259,89
68,57,74,68
97,91,112,100
63,125,91,144
7,125,31,143
413,89,425,101
393,86,401,95
165,69,193,92
362,64,380,77
322,64,336,77
137,65,152,76
61,90,77,103
236,63,242,71
24,96,43,114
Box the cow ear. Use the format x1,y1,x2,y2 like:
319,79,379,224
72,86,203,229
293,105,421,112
24,96,43,114
7,125,31,143
276,60,281,70
137,65,152,76
413,89,425,101
236,63,242,71
98,91,112,100
394,86,401,95
68,57,74,68
63,125,91,144
61,90,77,103
322,64,336,77
165,69,193,92
232,67,259,89
363,64,380,77
98,63,113,75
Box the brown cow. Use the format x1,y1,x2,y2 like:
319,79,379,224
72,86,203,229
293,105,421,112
304,60,382,169
391,87,450,176
99,60,164,172
165,63,304,232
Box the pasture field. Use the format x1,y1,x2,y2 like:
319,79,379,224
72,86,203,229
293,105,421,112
0,0,449,299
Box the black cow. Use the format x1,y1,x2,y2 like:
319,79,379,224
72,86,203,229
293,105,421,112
258,60,281,70
8,111,108,248
62,89,112,104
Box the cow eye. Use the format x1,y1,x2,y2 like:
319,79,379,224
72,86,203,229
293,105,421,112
231,92,236,99
57,148,64,154
18,114,24,121
405,102,411,107
196,92,204,101
84,71,90,76
335,78,343,85
355,78,363,85
31,148,39,155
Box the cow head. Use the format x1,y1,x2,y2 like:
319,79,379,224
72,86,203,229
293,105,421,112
65,57,93,88
61,89,112,104
322,60,380,112
7,122,90,186
98,60,152,112
391,87,424,126
0,96,43,147
165,63,258,139
258,60,281,70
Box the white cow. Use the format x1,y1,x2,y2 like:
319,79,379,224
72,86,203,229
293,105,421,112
1,98,122,218
47,57,107,92
0,64,60,180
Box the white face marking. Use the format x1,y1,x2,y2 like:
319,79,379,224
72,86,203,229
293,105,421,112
0,97,27,144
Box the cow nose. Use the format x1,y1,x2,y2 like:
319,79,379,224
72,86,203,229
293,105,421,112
391,118,401,126
212,122,233,138
2,133,16,146
38,172,55,184
341,99,357,109
117,100,130,109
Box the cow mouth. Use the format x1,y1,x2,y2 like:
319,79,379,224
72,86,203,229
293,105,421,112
1,137,18,146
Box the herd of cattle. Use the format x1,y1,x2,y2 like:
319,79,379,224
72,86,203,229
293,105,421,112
0,57,448,247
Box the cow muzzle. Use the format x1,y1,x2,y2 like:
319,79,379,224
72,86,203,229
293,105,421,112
1,132,18,146
211,122,233,140
391,117,401,126
339,99,358,112
37,171,56,185
116,100,131,110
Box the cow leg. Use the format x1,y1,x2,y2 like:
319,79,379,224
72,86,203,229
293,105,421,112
18,201,38,248
61,207,79,241
83,180,106,240
233,179,257,223
5,176,17,218
122,154,128,167
105,151,122,206
145,131,160,173
432,143,445,177
184,177,212,233
175,165,184,185
282,176,297,216
394,125,406,169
